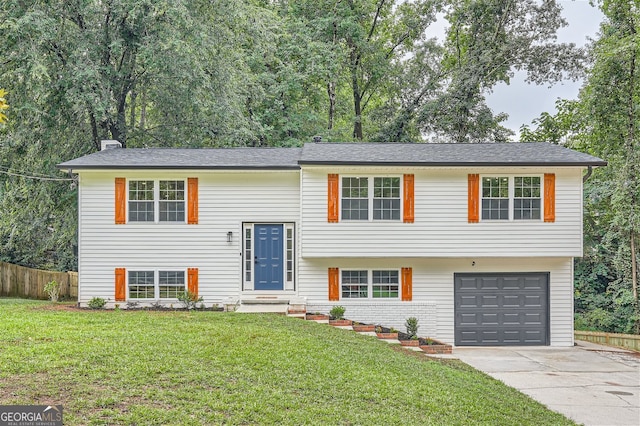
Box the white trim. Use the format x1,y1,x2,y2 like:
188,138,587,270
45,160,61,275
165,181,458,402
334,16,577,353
479,174,544,222
339,268,401,300
242,222,296,292
126,268,187,301
126,178,187,224
339,175,403,222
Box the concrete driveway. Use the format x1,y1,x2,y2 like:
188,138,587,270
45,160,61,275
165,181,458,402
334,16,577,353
454,342,640,426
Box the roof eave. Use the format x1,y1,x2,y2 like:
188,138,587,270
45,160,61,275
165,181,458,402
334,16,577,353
298,161,608,167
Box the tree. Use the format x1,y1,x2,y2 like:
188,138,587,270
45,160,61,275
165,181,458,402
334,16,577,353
521,0,640,333
0,89,7,123
0,0,266,270
386,0,585,143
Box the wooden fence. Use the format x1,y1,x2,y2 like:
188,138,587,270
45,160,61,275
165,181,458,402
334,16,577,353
0,261,78,301
575,330,640,352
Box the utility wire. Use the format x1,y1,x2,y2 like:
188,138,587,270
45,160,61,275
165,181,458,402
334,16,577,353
0,168,75,181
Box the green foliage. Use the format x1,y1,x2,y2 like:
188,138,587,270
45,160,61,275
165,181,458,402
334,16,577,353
177,290,204,310
329,305,345,320
87,297,106,310
522,1,640,333
0,89,8,123
43,280,60,302
405,317,419,339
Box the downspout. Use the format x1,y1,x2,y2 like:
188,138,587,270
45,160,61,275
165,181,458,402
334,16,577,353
582,165,593,183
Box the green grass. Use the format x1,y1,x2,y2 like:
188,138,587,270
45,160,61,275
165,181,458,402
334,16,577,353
0,299,573,425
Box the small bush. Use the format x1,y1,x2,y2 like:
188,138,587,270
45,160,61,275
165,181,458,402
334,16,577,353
177,290,204,310
405,317,419,339
88,297,106,309
44,280,60,302
329,305,346,320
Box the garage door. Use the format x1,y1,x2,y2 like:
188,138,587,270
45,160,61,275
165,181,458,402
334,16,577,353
454,273,549,346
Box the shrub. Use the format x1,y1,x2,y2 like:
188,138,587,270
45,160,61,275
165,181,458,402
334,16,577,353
329,305,346,320
88,297,106,309
405,317,419,339
177,290,204,310
44,280,60,302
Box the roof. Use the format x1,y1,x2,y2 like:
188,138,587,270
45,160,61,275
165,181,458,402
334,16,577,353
299,142,607,167
58,147,303,170
57,142,606,171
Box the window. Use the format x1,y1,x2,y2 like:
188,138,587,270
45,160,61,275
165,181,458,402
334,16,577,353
159,180,185,222
129,181,155,222
481,176,541,221
341,270,368,298
159,271,185,298
514,177,541,220
128,271,155,299
128,270,185,299
373,177,401,220
342,177,369,220
128,179,185,223
372,270,399,298
341,176,401,221
341,270,399,299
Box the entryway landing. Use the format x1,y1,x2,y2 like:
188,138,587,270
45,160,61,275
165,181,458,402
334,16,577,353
227,296,307,317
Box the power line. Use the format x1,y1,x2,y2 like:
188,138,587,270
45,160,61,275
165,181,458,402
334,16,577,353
0,168,75,182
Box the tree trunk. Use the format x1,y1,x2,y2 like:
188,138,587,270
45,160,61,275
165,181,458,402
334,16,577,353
327,81,336,130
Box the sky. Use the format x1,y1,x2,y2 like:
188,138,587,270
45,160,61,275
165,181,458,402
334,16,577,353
485,0,604,137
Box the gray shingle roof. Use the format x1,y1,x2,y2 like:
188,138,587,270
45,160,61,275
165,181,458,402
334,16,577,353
57,142,606,171
299,142,607,166
58,147,303,170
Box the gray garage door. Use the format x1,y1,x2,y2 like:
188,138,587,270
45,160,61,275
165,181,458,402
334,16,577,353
454,273,549,346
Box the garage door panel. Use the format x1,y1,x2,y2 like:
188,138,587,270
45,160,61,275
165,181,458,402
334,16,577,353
478,277,500,290
455,273,549,346
501,277,522,290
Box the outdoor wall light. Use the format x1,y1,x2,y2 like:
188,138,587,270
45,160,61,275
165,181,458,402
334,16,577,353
227,231,233,243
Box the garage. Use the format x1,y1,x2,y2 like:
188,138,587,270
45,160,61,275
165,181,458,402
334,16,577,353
454,273,549,346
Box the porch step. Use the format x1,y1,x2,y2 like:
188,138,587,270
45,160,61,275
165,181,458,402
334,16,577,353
240,298,289,305
235,304,289,314
232,297,307,316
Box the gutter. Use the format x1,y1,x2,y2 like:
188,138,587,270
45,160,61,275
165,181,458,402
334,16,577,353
583,166,593,183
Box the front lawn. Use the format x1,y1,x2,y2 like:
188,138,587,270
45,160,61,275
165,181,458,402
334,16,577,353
0,299,573,425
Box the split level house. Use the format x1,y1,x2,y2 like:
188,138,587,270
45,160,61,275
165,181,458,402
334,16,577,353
58,141,606,347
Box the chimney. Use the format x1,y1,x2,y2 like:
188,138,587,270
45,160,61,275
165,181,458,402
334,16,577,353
312,135,323,143
101,140,122,150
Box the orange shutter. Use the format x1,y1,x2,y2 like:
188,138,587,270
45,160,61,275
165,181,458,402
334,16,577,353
403,174,414,223
188,268,199,296
468,174,480,223
115,178,126,224
544,173,556,222
328,174,339,223
188,177,198,224
115,268,126,301
401,267,412,301
328,267,339,301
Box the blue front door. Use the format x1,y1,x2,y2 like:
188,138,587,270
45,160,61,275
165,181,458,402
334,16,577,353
254,224,284,290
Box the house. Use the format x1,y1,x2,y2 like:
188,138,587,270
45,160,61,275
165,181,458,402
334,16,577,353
57,141,606,347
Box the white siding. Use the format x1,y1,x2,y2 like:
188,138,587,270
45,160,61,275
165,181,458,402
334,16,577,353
300,166,584,257
301,257,574,347
77,170,300,306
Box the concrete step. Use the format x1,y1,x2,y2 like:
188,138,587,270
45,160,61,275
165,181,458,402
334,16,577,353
235,304,289,314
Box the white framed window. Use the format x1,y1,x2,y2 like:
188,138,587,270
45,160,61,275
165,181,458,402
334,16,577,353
128,269,186,299
481,176,542,221
341,269,400,299
128,179,185,223
341,176,401,221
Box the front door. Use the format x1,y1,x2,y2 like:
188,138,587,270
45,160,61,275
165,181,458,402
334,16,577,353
254,224,284,290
